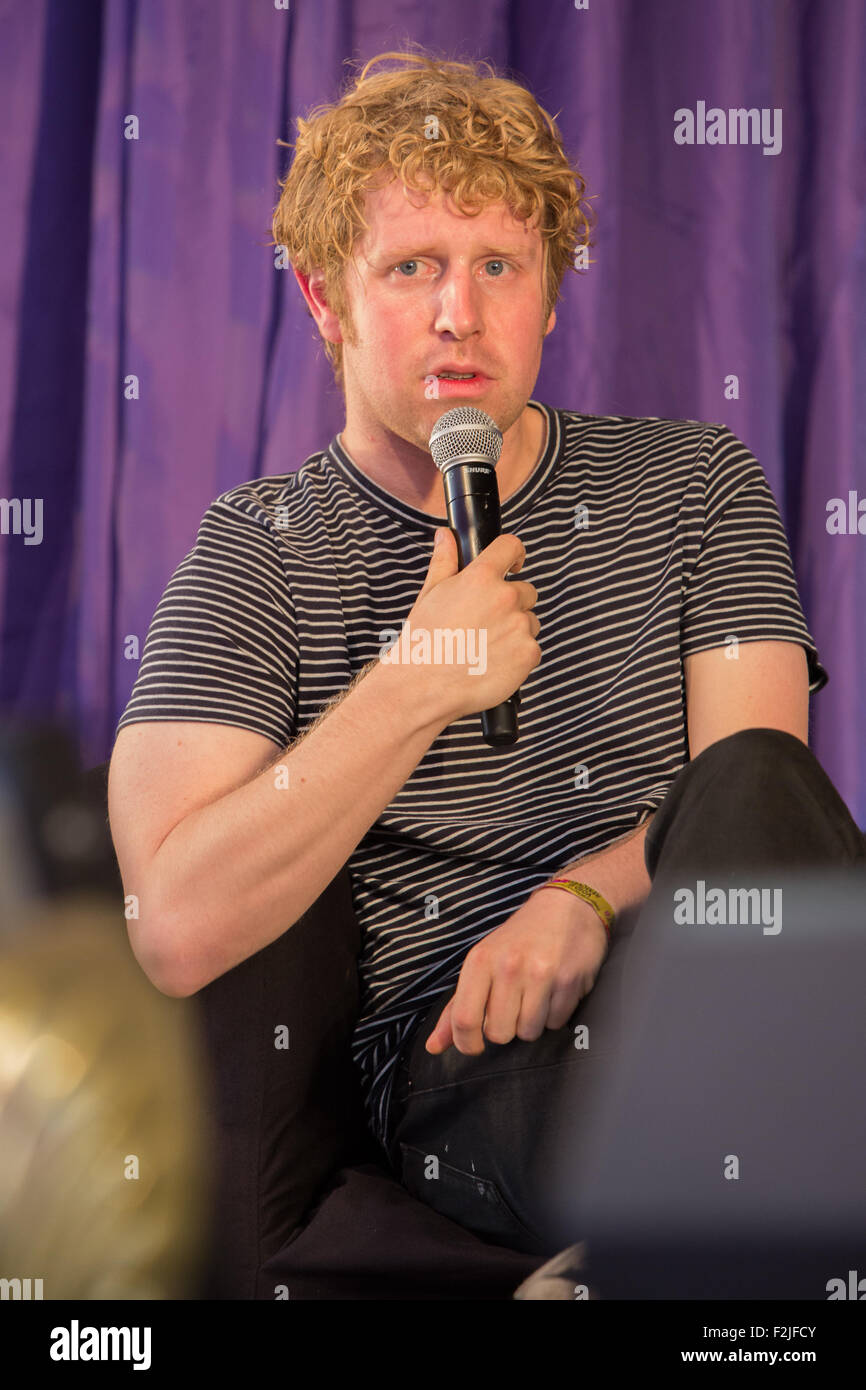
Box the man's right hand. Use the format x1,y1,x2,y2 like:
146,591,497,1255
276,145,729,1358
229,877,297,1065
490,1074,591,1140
381,528,542,728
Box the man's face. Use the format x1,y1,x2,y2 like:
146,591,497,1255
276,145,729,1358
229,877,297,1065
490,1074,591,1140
334,179,556,454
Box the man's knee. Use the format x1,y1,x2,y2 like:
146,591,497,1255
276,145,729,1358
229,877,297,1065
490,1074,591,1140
646,725,864,879
674,727,820,807
691,725,810,771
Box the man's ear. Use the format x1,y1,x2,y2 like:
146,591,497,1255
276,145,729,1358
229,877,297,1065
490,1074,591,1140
292,267,343,344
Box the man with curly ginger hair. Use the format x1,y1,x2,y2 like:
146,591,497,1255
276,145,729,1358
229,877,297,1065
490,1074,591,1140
113,46,863,1281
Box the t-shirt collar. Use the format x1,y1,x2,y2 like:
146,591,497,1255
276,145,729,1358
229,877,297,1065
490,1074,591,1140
326,399,561,532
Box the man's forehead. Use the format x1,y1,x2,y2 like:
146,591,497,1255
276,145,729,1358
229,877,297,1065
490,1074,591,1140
355,179,542,257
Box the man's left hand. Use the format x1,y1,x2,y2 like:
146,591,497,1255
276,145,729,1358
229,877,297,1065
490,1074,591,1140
424,887,610,1055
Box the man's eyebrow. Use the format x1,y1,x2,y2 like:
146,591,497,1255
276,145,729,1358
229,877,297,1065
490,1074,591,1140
369,244,536,263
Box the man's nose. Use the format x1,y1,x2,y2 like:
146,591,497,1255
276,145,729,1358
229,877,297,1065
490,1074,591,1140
433,268,484,338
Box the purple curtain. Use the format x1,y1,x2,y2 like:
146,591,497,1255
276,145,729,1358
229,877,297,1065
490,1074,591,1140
1,0,864,825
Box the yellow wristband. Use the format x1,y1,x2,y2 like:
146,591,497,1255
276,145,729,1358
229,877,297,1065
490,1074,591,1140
531,879,615,938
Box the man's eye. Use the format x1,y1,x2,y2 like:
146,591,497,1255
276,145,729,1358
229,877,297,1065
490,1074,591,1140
392,258,510,278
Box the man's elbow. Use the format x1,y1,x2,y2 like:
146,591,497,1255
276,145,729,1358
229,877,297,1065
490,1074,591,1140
126,918,202,999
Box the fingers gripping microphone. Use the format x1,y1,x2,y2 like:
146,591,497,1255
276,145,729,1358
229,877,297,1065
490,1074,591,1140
429,405,521,748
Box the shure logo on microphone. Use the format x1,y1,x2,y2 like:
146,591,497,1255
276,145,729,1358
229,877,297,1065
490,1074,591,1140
438,464,493,475
377,622,487,675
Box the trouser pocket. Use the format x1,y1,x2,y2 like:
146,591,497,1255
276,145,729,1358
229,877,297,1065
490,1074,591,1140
398,1142,547,1254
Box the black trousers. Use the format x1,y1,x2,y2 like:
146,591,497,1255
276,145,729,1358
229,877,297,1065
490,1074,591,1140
384,728,866,1257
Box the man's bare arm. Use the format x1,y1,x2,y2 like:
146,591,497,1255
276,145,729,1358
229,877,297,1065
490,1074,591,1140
552,816,655,920
111,657,449,998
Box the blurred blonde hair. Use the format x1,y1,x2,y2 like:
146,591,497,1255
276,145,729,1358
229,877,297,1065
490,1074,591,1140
270,44,596,389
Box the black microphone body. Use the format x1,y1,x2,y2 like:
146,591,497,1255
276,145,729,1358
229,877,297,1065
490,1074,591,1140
441,459,519,746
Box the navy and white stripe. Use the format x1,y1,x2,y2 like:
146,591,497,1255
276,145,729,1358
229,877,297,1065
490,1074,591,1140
117,401,827,1151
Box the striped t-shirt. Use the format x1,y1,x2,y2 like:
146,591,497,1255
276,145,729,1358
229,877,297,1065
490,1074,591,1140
116,400,828,1151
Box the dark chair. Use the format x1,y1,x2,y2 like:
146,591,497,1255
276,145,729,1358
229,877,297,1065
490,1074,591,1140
187,863,547,1299
191,860,372,1298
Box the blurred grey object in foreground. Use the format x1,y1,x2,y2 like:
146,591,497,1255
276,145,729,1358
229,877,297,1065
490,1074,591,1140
537,866,866,1299
0,720,213,1299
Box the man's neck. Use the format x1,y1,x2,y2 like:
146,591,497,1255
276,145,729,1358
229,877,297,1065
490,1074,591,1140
337,402,547,518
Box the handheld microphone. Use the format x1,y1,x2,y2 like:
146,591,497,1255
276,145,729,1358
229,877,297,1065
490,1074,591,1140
428,405,521,748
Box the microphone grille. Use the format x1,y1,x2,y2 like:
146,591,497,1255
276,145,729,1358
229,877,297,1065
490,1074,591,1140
429,406,503,472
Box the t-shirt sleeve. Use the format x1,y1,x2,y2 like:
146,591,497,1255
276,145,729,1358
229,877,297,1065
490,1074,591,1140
115,493,298,747
680,425,828,694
